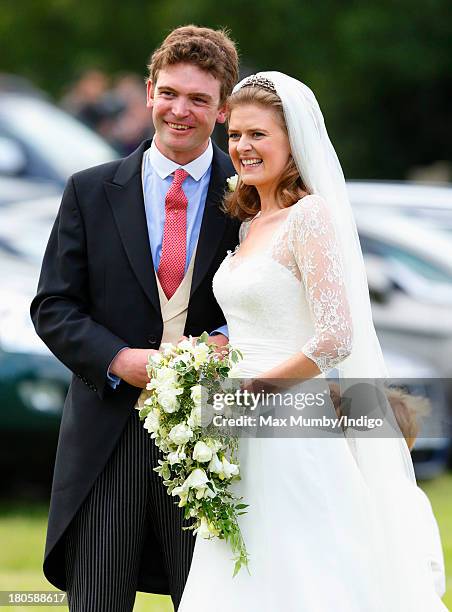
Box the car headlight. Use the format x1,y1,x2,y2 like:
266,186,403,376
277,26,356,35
17,379,65,415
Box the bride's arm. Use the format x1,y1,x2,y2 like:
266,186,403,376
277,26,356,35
258,195,353,381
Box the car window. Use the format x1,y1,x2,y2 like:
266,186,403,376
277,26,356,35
359,235,452,284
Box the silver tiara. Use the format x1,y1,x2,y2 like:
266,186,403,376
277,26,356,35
240,75,277,94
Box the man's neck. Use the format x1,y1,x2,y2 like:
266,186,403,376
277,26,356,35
154,136,210,166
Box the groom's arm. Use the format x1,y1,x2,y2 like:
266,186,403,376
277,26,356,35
30,176,130,399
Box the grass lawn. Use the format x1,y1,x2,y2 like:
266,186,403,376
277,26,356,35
1,473,451,611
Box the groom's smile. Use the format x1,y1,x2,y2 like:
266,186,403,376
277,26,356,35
146,63,227,165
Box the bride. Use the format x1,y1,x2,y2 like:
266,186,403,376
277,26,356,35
178,72,448,611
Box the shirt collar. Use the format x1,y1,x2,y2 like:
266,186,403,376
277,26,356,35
148,138,213,181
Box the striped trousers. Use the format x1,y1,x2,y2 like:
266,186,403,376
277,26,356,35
65,409,195,611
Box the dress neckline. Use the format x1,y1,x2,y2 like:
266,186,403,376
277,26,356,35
228,198,303,265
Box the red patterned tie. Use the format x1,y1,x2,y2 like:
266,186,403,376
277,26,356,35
158,169,189,299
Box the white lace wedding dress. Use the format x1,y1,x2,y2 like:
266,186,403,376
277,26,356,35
178,195,447,611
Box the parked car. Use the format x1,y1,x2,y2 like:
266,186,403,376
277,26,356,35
0,175,60,207
0,92,118,188
0,251,70,496
348,180,452,234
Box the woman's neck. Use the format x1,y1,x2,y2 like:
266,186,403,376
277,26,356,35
256,186,281,215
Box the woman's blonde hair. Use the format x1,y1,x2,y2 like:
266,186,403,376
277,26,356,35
224,86,309,221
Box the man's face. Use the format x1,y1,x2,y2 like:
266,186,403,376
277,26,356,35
147,63,226,165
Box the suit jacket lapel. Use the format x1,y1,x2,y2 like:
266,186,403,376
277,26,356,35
104,140,161,316
190,145,230,297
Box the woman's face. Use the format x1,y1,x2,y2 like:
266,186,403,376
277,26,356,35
228,103,291,195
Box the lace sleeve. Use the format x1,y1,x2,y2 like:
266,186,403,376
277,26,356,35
289,195,353,373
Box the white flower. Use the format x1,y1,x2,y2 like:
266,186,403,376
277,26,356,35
226,174,239,192
143,408,160,435
183,468,210,499
206,438,223,453
160,343,176,357
190,384,202,406
187,404,202,429
173,352,192,366
177,338,195,352
171,484,189,507
157,386,183,413
155,366,178,385
196,517,212,538
221,456,240,479
193,441,213,463
192,343,209,369
167,446,187,465
196,516,220,539
168,422,193,445
208,454,239,480
208,452,223,474
149,352,163,364
184,467,209,489
227,364,242,378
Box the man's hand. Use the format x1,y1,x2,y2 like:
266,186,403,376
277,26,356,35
207,333,229,355
109,348,159,388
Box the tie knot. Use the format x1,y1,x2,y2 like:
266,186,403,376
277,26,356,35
172,168,189,185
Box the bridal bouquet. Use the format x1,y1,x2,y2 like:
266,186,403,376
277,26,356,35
137,332,249,575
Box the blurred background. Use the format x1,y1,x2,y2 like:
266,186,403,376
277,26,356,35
0,0,451,610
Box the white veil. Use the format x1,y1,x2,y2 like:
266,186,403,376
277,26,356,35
233,72,447,610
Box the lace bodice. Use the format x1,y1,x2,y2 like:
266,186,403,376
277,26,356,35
212,194,353,375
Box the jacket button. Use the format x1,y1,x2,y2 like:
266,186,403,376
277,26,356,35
147,335,157,345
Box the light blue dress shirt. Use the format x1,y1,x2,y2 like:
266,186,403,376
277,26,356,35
144,138,212,272
108,139,227,387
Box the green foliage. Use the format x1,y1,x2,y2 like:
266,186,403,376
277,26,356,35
0,472,451,607
1,0,450,178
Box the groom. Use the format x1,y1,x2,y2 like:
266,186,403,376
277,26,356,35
31,26,239,611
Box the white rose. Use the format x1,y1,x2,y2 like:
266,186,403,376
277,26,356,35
190,384,202,406
187,404,202,429
192,441,213,463
226,174,238,192
143,408,160,435
168,422,193,445
156,366,178,385
157,386,183,413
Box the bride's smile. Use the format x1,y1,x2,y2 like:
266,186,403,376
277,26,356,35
228,103,291,209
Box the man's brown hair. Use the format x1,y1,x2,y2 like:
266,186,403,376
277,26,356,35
147,25,239,104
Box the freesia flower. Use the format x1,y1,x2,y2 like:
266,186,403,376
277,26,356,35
143,408,160,436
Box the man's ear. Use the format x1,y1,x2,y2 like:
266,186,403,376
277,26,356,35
146,80,154,109
216,105,227,124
